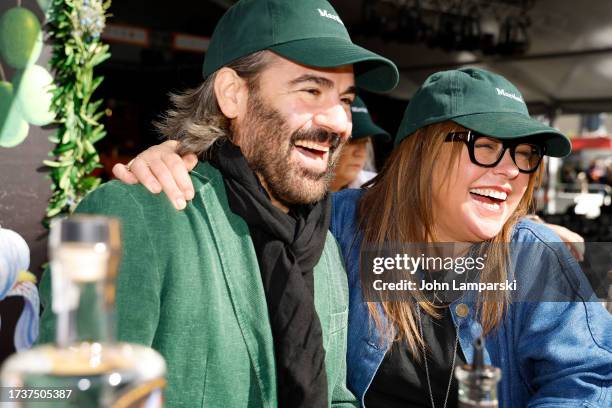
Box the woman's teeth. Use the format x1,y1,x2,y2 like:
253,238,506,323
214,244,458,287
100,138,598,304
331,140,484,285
469,188,508,201
481,201,500,211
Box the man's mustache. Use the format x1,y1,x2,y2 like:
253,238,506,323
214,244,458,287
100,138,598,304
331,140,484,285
291,128,341,151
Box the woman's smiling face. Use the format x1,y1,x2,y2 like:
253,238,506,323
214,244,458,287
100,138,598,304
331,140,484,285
431,136,531,243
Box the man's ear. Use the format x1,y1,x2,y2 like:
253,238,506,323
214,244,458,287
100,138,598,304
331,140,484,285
214,67,248,119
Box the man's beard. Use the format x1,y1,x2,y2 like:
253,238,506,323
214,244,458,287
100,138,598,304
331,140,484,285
235,90,344,206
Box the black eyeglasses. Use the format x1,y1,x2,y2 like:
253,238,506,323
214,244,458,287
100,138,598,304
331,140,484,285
445,131,545,174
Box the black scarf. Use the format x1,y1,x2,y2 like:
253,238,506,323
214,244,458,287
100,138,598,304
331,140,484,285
209,140,330,407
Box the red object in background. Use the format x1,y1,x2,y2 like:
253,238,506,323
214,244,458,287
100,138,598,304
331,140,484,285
571,137,612,151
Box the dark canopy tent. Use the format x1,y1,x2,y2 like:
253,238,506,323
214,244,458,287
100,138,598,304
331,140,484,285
333,0,612,115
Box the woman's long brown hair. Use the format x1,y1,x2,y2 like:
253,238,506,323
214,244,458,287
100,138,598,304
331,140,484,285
357,121,542,358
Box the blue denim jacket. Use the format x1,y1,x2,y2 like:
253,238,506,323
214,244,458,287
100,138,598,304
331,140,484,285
331,189,612,408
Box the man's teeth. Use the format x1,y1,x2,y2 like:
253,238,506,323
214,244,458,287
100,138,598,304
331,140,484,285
469,188,507,201
294,141,330,152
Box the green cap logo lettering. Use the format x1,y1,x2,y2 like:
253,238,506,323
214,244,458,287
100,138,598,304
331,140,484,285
495,87,524,103
317,8,344,25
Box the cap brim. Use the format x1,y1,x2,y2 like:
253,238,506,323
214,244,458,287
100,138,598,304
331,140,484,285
352,122,391,142
269,37,399,93
453,112,571,157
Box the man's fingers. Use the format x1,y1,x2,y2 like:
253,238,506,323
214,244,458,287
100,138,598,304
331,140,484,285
560,230,585,260
163,153,195,201
108,141,193,210
130,158,162,194
112,163,139,184
568,240,585,262
160,139,179,151
547,223,586,262
148,159,187,210
566,242,579,261
183,154,198,200
183,153,198,171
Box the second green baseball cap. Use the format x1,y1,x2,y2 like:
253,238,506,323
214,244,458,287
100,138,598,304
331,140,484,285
395,67,571,157
351,96,391,141
202,0,399,93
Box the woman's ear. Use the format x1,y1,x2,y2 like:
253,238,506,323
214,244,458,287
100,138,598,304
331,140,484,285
214,67,248,119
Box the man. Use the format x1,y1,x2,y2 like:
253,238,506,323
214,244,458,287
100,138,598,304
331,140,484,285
38,0,398,406
114,96,392,199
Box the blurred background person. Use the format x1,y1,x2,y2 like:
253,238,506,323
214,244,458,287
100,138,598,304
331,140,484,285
330,96,391,191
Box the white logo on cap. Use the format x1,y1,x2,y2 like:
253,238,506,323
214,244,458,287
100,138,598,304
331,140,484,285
317,9,344,26
496,88,524,103
351,106,368,113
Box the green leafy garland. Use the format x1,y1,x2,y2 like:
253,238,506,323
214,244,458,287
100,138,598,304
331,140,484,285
44,0,111,220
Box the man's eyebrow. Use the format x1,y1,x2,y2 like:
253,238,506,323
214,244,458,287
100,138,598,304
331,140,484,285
289,74,335,88
289,75,357,96
342,85,357,96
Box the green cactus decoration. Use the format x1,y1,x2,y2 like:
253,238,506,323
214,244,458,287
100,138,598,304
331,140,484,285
45,0,111,220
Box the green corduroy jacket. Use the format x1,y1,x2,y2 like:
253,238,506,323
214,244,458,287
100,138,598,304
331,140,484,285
38,162,357,407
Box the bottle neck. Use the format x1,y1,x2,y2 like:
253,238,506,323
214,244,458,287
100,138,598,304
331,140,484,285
455,365,501,407
56,280,115,346
52,244,116,347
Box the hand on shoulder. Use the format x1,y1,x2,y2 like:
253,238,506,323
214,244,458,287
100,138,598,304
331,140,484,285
112,140,198,210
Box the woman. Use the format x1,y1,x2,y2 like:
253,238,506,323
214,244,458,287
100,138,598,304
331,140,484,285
114,68,612,407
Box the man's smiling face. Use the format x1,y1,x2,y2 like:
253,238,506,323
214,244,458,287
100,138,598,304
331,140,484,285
233,53,356,206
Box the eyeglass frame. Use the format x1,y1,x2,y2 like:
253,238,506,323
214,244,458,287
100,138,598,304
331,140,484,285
444,131,546,174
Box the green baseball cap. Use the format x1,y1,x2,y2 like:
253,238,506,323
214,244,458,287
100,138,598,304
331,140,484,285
395,67,571,157
350,96,391,142
202,0,399,93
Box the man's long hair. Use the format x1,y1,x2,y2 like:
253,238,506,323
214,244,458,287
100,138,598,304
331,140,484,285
155,51,272,157
357,121,542,359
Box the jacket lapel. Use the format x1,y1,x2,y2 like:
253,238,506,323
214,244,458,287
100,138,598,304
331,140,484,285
194,163,277,406
313,248,331,349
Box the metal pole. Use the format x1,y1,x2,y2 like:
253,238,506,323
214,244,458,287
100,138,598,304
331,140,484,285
546,108,561,215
